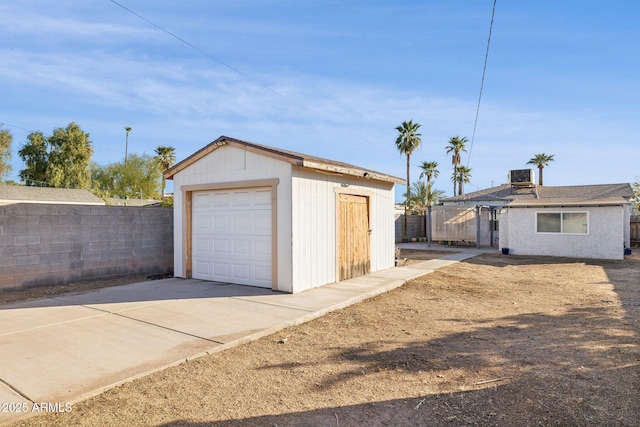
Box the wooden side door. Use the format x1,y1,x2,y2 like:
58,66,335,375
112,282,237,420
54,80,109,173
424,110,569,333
338,194,370,280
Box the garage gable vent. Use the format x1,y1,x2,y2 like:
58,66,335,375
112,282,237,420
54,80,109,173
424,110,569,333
509,169,535,186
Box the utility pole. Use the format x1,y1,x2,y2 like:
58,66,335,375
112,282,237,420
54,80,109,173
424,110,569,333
124,127,132,164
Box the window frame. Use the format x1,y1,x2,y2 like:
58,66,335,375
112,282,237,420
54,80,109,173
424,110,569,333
535,211,589,235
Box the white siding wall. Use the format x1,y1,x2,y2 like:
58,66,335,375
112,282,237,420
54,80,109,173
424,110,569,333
291,167,396,292
172,146,294,292
503,206,625,260
624,204,632,248
498,208,508,250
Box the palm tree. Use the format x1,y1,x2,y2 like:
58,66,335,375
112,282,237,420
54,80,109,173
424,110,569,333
445,136,468,196
453,165,472,195
419,160,439,189
154,146,176,199
395,120,422,241
408,181,445,207
405,181,428,214
527,153,554,186
407,180,445,245
427,187,445,206
418,161,440,244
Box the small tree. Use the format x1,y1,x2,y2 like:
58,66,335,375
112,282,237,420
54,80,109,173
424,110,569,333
0,129,13,181
92,154,161,200
632,181,640,211
47,122,93,189
405,181,429,214
406,180,444,243
18,131,49,186
18,122,93,188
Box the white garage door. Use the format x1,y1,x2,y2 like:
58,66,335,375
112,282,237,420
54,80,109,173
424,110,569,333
192,187,272,288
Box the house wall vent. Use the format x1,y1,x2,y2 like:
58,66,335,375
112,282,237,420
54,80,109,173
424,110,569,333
509,169,535,186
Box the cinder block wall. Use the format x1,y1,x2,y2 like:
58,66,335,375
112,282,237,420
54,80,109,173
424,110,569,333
395,215,425,243
0,204,173,291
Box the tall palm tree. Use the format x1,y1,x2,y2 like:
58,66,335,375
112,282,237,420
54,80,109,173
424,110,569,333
527,153,554,186
419,160,439,189
445,136,468,196
453,165,472,196
395,120,422,241
154,146,176,199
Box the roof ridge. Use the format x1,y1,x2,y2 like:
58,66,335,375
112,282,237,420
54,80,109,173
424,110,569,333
164,135,404,184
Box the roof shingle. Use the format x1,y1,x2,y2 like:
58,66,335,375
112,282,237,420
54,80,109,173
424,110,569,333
0,184,105,205
443,183,634,206
164,136,405,184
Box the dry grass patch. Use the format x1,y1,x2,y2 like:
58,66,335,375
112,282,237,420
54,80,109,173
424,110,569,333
10,253,640,427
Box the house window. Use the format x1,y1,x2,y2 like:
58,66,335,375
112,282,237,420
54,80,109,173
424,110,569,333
490,209,499,231
536,211,588,234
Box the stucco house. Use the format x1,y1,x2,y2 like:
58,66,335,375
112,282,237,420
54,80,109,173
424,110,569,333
0,184,105,206
164,136,404,293
443,182,634,260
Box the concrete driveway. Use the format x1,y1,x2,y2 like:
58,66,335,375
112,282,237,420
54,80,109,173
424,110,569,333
0,248,487,424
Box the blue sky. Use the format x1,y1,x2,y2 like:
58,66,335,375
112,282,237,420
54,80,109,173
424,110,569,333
1,0,639,200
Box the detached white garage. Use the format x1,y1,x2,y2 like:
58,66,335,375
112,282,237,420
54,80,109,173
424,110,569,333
164,136,403,293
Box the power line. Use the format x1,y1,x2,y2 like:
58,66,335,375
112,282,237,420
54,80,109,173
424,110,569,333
467,0,497,168
0,120,124,154
107,0,394,155
0,121,32,133
109,0,261,85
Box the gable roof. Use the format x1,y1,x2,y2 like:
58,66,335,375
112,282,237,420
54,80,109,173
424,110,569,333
0,184,105,206
163,136,405,184
444,183,634,207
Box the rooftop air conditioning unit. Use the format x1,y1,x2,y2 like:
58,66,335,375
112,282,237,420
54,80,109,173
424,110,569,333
509,169,535,186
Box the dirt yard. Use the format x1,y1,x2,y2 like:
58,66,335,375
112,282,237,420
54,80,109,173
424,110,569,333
8,250,640,427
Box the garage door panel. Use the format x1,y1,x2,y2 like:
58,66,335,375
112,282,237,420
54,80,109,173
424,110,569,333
233,214,251,230
212,214,230,230
213,238,229,254
254,265,271,282
213,262,229,277
192,188,272,288
194,238,211,254
254,213,271,231
233,239,251,255
254,239,271,256
253,190,271,206
232,264,250,280
194,214,211,231
233,191,252,206
213,192,231,207
194,193,210,208
194,260,211,276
